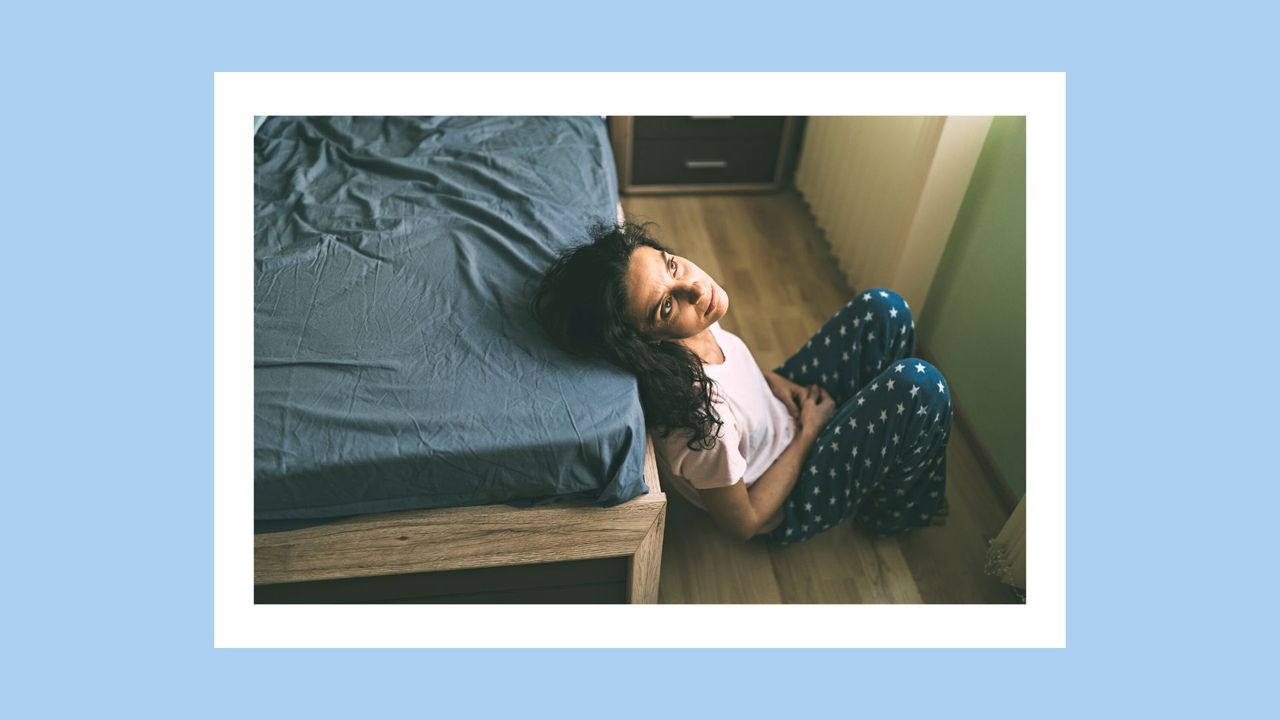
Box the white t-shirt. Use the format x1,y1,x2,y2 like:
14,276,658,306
654,323,798,508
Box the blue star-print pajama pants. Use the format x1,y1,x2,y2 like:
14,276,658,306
770,288,953,544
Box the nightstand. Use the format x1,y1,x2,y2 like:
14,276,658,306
609,116,797,194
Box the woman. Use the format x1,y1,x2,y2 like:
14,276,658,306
534,221,952,543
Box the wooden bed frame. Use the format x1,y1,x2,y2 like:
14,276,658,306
254,436,666,604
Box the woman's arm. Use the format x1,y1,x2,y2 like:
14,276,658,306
697,386,833,541
697,427,820,541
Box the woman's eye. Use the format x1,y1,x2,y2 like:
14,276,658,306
662,297,673,319
668,258,677,276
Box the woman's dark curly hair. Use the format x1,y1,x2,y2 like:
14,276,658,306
533,221,722,451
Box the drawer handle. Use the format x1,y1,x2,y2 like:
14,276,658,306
684,160,729,170
689,116,734,120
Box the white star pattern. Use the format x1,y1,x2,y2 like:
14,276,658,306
862,292,872,301
768,311,952,535
879,291,889,298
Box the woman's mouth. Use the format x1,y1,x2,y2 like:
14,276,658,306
704,286,716,317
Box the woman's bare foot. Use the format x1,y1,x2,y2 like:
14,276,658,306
930,498,950,527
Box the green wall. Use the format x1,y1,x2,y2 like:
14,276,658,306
918,116,1026,498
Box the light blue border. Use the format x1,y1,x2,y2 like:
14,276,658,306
7,1,1275,716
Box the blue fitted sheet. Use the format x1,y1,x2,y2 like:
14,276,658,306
254,116,647,521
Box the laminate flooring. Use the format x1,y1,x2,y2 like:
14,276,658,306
620,191,1020,604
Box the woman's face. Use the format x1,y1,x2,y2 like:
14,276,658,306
624,245,728,341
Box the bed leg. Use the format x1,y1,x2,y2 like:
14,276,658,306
626,505,666,604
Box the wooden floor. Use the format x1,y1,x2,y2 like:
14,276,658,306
621,191,1020,604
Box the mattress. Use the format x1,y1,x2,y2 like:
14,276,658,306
254,116,648,521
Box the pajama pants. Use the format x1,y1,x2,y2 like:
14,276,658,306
770,289,953,544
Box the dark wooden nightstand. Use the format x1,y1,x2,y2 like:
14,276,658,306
609,116,797,194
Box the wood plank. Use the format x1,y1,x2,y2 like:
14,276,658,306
256,437,666,586
627,509,665,604
656,490,783,604
770,522,923,604
895,433,1021,603
255,498,664,585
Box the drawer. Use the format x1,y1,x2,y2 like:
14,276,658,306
631,136,781,185
634,116,786,140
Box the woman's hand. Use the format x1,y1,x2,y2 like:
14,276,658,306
763,370,808,420
798,384,836,437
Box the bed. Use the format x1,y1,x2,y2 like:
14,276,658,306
253,117,665,603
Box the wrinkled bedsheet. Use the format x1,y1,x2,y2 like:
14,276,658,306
254,116,647,520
